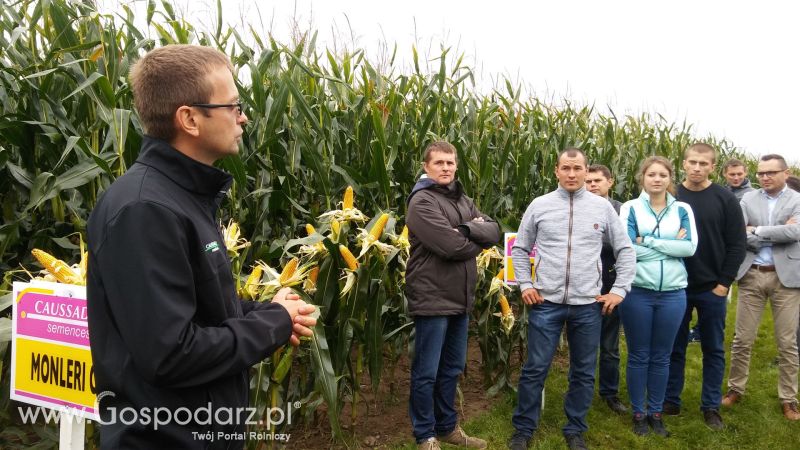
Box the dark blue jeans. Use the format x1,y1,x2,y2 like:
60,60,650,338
512,301,601,437
598,307,622,398
665,289,728,410
619,287,686,415
409,314,468,443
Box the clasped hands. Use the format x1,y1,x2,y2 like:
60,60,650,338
273,287,317,346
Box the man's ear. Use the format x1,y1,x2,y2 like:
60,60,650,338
175,105,201,137
608,178,615,188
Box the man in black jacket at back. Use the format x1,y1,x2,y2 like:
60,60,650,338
586,164,627,415
86,45,316,449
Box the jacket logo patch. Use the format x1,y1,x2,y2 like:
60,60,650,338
204,241,220,253
593,223,599,230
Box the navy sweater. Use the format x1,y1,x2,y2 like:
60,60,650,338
677,183,747,293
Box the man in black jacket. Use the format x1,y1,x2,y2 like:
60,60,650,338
87,45,316,449
663,143,746,430
586,164,626,415
405,141,500,450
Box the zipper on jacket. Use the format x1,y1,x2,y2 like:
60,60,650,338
563,192,574,303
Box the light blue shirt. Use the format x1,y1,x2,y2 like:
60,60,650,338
753,186,788,266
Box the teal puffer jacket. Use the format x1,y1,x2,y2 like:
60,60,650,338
619,192,698,291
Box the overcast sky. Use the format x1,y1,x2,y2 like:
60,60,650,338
105,0,800,165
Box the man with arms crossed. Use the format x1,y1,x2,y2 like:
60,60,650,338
406,141,500,450
663,143,746,430
721,154,800,420
585,164,627,415
508,149,635,450
87,45,317,449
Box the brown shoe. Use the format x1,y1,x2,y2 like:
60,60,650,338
439,425,487,449
782,402,800,421
418,437,441,450
721,390,742,407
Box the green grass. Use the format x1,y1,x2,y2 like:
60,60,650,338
394,288,800,449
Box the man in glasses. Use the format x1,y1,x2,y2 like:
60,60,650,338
87,45,316,449
723,154,800,420
663,143,746,430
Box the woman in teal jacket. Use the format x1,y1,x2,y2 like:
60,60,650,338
618,156,698,437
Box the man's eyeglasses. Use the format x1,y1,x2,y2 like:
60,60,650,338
190,102,243,116
756,170,784,178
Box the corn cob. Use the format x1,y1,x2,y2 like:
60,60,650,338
279,258,299,284
242,266,263,299
339,245,359,270
308,266,319,286
498,294,511,316
305,224,316,236
369,213,389,241
496,268,505,280
31,249,80,284
498,294,515,335
343,186,354,209
331,220,341,235
400,225,408,240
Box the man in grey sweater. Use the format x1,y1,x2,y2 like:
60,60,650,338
508,148,636,450
722,158,756,200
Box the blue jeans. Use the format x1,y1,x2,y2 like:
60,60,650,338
619,287,686,415
598,307,622,398
512,301,601,437
409,314,468,443
665,289,728,410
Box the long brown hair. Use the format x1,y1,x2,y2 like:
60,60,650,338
637,156,676,196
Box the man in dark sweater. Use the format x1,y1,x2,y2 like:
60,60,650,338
586,164,626,415
663,143,747,430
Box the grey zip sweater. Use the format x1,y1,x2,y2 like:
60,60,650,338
512,186,636,305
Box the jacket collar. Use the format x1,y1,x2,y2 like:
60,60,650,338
135,136,233,197
729,178,753,192
407,176,463,204
556,185,587,197
638,190,676,205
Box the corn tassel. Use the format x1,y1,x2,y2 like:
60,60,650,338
339,245,359,270
279,258,299,284
31,249,81,284
369,213,389,241
305,224,316,236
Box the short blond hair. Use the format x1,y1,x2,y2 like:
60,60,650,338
423,141,457,162
684,142,717,164
129,45,233,141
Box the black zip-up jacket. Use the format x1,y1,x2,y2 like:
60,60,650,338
405,179,501,316
87,137,293,449
600,198,623,294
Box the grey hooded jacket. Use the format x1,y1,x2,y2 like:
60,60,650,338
512,186,636,304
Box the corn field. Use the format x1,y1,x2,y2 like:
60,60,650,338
0,0,760,447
